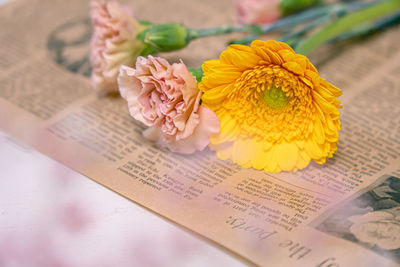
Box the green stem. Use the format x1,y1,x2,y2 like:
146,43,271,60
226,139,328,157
201,1,370,46
280,15,330,43
189,26,235,39
295,0,400,55
187,4,335,41
188,25,259,41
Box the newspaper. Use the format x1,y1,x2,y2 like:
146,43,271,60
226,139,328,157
1,0,399,266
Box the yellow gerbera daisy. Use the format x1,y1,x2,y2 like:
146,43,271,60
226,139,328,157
199,40,342,172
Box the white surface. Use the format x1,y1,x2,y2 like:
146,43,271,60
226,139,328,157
0,130,247,267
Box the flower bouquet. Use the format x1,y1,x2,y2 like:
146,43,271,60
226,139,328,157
89,0,400,173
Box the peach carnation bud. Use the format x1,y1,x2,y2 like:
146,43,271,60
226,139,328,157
118,56,220,154
90,0,146,94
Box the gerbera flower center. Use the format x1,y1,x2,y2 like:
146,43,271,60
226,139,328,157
224,65,314,143
262,85,289,109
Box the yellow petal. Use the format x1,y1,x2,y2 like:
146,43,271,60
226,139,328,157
220,47,261,69
306,61,318,73
325,131,339,142
314,157,326,164
252,46,271,63
253,40,293,52
210,112,239,144
300,76,314,89
202,84,233,104
233,139,253,166
305,70,320,87
270,164,282,173
229,44,254,53
250,140,270,170
312,117,325,145
277,49,295,62
201,59,220,72
297,149,311,169
293,55,308,70
282,61,305,76
316,85,338,104
264,146,279,172
202,69,241,87
276,142,299,171
219,112,238,135
263,48,283,65
214,142,234,160
295,139,305,149
325,116,337,134
313,91,340,118
321,78,342,97
314,102,326,124
305,138,324,159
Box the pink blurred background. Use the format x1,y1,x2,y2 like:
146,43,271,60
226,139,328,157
0,128,246,266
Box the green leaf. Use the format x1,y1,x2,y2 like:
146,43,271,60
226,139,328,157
295,0,400,55
188,67,203,83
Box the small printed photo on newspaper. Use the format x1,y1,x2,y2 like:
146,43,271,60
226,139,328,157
312,175,400,263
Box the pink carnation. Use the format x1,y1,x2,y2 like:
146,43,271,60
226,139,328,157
90,0,145,94
235,0,281,25
118,56,220,154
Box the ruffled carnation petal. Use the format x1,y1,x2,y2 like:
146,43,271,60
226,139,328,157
118,65,153,126
90,0,145,94
119,56,220,154
166,106,220,154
